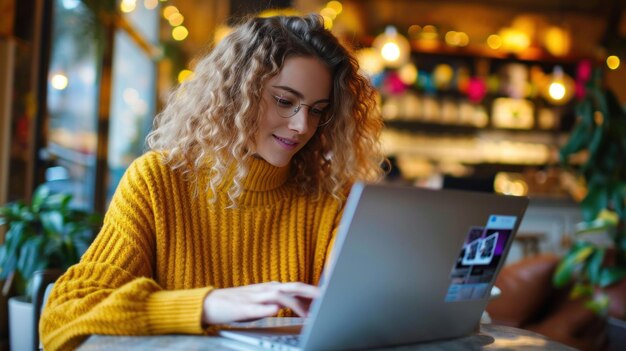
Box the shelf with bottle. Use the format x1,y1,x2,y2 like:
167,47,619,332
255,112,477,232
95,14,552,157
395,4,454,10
370,50,590,199
375,53,579,126
373,49,582,166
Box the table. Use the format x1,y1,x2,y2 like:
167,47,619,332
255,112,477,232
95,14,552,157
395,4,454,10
77,323,576,350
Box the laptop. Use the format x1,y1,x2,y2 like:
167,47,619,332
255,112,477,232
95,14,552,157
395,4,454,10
219,182,529,350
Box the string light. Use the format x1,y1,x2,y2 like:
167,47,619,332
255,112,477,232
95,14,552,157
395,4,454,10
607,56,620,70
163,5,178,19
168,12,184,26
172,26,188,41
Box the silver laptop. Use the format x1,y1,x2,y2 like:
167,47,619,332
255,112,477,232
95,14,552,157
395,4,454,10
219,182,528,350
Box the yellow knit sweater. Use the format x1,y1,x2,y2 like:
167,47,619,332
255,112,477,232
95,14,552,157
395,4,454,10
39,151,344,351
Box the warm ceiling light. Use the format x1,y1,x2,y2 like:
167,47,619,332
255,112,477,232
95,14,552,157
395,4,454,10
320,7,337,20
172,26,188,41
444,31,469,47
168,12,184,26
543,66,574,105
322,16,333,30
120,0,136,13
381,42,400,61
421,25,438,40
163,5,179,19
51,74,69,90
373,26,410,68
445,31,458,46
548,82,566,101
456,32,469,47
408,25,421,37
144,0,158,10
417,25,439,50
499,27,530,53
327,1,343,14
607,55,620,70
487,34,502,49
544,26,571,56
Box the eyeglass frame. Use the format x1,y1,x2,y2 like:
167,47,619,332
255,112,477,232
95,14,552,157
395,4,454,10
269,88,333,127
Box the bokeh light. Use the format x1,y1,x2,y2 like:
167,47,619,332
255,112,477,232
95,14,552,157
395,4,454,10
607,56,620,70
51,74,69,90
172,26,189,41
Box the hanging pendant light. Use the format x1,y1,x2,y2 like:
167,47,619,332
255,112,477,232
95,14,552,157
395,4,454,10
542,65,574,105
372,25,411,68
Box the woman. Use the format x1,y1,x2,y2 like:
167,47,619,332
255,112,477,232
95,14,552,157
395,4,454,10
40,14,384,350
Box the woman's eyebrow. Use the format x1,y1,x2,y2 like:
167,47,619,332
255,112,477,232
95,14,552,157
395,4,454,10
272,85,330,104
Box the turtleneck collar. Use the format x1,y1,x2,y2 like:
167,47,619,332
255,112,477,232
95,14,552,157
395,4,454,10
242,156,290,192
207,156,291,207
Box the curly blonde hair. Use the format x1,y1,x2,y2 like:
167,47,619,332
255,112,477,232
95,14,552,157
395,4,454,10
146,14,385,204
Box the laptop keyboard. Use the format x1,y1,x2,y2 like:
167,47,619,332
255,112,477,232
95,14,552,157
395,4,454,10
261,334,301,346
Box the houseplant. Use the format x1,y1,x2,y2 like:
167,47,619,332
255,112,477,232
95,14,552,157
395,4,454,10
0,184,102,351
553,67,626,322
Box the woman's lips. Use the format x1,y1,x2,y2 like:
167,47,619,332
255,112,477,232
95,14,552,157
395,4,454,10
273,135,299,149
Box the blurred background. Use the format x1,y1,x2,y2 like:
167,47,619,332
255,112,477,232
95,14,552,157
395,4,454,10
1,0,625,259
1,0,626,350
0,0,624,211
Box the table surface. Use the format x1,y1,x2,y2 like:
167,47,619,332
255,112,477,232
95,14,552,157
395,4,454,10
77,323,577,351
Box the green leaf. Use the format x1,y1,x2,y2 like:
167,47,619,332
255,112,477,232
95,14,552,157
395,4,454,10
581,185,609,222
587,248,605,285
0,245,14,280
46,193,73,210
559,124,593,163
0,187,102,287
16,236,46,280
612,184,626,218
570,282,594,299
585,292,609,315
31,185,50,212
553,243,595,287
585,122,606,167
40,210,65,235
575,218,616,235
598,267,626,288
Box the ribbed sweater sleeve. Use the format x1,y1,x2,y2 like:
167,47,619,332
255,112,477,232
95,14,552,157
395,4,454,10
39,156,213,351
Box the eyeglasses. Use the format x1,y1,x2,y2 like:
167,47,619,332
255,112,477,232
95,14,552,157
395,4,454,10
272,93,332,127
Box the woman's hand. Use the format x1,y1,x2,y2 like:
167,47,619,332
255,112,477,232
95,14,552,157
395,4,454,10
202,282,320,325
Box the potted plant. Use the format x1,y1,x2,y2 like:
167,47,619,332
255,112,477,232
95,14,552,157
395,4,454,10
0,185,102,351
553,67,626,347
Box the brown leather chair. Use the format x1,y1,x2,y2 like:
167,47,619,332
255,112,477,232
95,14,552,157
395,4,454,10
487,254,611,351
